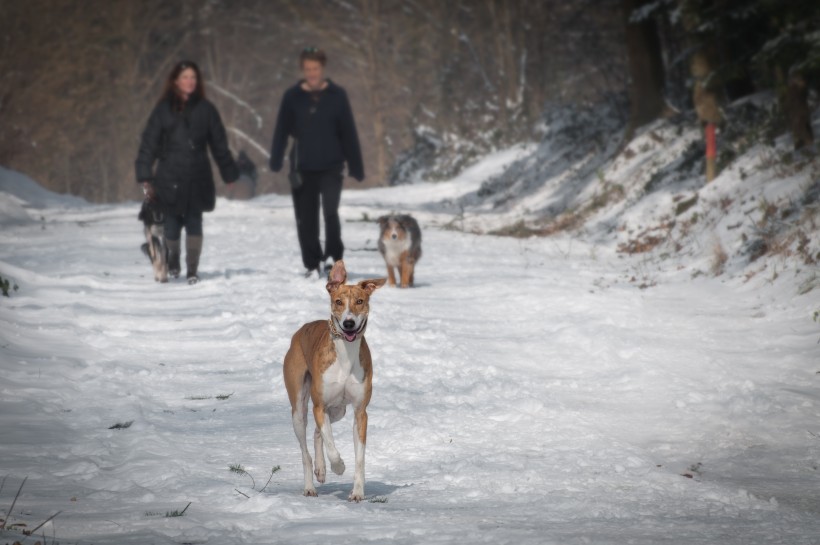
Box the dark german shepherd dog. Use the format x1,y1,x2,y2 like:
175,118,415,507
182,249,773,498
138,198,169,283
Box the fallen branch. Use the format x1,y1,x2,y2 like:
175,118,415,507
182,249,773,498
258,466,281,493
228,464,255,489
210,82,263,129
25,510,62,535
227,127,270,160
0,476,26,530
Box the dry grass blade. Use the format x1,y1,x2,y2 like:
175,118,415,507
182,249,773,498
0,476,27,530
25,510,62,535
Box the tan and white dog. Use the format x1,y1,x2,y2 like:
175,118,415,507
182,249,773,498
283,260,385,502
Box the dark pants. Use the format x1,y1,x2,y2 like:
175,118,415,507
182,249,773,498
165,210,203,240
292,168,344,270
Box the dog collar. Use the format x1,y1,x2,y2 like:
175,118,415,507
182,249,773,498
328,318,343,339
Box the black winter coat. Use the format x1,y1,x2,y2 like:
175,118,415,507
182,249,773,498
135,95,238,215
269,80,364,181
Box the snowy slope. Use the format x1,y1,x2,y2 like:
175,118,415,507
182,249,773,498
1,162,820,545
436,96,820,295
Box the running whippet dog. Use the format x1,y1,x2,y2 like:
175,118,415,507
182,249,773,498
283,260,386,501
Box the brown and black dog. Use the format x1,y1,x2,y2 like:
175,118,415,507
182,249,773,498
377,214,422,288
283,261,385,501
138,198,168,283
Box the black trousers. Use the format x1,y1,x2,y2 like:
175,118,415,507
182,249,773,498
165,210,203,240
292,168,344,270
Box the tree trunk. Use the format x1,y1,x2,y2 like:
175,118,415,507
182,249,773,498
785,70,814,151
679,0,723,182
690,50,722,125
691,50,722,182
622,0,666,135
361,0,387,184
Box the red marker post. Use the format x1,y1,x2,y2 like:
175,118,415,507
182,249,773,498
705,122,717,183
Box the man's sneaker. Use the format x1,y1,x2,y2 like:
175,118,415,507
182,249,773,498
303,268,321,280
187,274,199,285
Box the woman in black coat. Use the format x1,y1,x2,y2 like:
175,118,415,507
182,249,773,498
269,48,364,278
135,60,238,284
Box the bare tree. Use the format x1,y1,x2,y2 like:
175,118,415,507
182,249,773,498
622,0,667,136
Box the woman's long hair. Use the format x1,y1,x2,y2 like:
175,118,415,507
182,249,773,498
160,60,205,110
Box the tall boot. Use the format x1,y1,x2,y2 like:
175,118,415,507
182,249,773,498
186,235,203,285
167,239,181,278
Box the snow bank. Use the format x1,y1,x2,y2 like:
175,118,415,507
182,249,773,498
0,165,87,210
388,94,820,291
0,194,34,225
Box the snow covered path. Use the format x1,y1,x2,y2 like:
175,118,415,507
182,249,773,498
1,184,819,544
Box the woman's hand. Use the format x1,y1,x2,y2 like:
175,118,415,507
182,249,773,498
142,181,156,201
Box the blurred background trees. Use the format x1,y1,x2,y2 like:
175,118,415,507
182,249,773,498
623,0,820,143
0,0,816,203
0,0,626,201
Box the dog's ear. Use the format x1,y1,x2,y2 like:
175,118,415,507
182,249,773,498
326,260,347,293
358,278,386,295
377,215,388,228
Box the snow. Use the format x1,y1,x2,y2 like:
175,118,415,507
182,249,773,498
345,144,533,211
427,96,820,297
1,156,820,544
0,165,87,211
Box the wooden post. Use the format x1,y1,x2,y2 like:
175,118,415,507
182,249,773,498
705,122,717,183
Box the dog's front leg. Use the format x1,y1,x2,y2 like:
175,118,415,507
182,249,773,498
349,406,367,502
313,427,326,483
399,251,411,288
292,406,317,497
386,265,397,287
145,227,159,282
156,232,168,283
313,405,345,476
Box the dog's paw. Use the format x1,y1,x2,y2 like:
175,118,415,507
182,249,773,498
331,458,346,475
348,491,364,503
303,488,318,497
315,466,326,484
